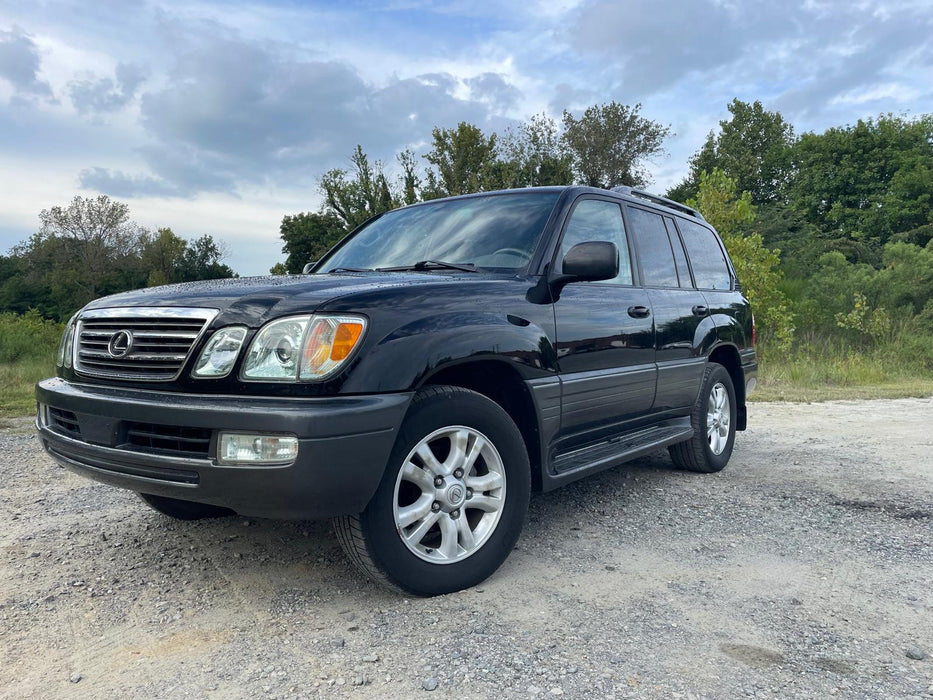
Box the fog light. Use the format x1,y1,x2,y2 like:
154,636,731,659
217,432,298,465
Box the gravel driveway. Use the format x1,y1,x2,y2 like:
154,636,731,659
2,398,931,699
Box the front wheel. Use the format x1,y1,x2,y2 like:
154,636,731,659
334,385,530,596
669,363,737,473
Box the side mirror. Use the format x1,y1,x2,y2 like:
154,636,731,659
561,241,618,282
301,261,318,274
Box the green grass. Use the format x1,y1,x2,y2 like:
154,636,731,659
0,356,53,419
0,311,62,419
753,345,933,402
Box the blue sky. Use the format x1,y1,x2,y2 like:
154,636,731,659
1,0,932,276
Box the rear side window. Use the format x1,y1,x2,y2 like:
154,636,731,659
677,218,732,290
627,206,678,287
664,217,693,288
559,199,633,285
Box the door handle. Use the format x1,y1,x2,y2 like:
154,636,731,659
692,305,709,316
627,305,650,318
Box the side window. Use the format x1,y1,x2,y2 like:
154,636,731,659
627,206,678,287
559,199,633,285
664,217,693,288
678,218,732,290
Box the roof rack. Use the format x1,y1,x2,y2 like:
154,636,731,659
610,186,705,221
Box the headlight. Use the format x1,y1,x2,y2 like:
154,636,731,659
57,314,78,369
192,326,247,378
241,314,367,382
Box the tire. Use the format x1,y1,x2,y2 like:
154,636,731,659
669,363,737,473
334,385,531,596
138,493,235,520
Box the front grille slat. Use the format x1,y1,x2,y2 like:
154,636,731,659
48,407,82,438
123,422,212,458
74,307,217,382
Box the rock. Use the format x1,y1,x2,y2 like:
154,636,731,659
422,677,439,691
362,653,380,663
69,672,82,684
550,689,564,696
331,638,345,648
906,646,927,660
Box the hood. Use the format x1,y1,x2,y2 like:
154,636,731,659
81,272,480,326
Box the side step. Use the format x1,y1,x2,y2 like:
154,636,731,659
552,421,694,476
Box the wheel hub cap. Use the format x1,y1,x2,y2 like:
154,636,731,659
393,425,506,565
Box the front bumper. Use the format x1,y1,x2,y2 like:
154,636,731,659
36,378,412,519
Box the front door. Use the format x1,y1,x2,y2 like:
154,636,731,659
552,197,656,446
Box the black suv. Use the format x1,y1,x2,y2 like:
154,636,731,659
37,186,756,596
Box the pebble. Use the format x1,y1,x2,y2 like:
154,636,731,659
906,646,927,661
69,673,82,684
422,677,439,691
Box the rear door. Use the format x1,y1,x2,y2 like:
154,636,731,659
552,197,655,444
625,205,712,412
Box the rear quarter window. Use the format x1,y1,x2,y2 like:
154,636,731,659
677,218,732,290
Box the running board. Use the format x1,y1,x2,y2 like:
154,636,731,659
552,420,694,476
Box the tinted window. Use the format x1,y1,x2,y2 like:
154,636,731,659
627,207,678,287
317,192,560,272
664,217,693,288
559,199,632,285
678,218,732,290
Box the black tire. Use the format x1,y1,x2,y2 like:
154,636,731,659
669,363,737,473
333,385,531,596
138,493,235,520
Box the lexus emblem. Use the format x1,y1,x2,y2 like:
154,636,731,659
108,330,134,358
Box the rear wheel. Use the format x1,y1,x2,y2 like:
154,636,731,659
334,385,530,596
138,493,235,520
669,363,737,473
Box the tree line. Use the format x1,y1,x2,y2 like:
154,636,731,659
0,195,236,322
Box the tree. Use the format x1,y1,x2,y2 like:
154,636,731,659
789,114,933,265
674,99,795,205
561,102,669,189
176,235,236,282
321,145,395,229
501,113,573,188
688,169,794,351
140,228,188,286
423,122,499,196
279,212,347,273
37,194,144,301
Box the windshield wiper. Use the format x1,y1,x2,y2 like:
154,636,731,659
380,260,478,273
328,266,374,273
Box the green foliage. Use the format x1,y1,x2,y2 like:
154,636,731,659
789,114,933,265
423,122,500,196
835,292,892,343
561,102,669,188
0,197,235,321
688,169,795,350
279,212,347,273
677,99,794,205
500,113,573,188
0,310,63,363
320,145,395,229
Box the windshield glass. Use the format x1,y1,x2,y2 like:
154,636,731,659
316,191,560,272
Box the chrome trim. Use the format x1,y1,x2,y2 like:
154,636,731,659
74,307,219,382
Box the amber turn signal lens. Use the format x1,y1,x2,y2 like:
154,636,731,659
331,322,364,361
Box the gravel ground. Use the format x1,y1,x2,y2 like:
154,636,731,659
1,398,931,699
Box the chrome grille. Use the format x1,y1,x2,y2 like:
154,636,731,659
74,307,218,381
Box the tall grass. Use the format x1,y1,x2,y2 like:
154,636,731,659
0,311,62,418
754,330,933,401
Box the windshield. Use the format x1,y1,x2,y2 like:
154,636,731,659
316,191,561,272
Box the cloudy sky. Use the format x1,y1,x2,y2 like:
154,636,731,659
1,0,931,276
